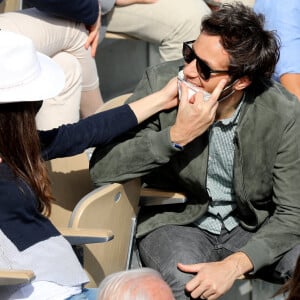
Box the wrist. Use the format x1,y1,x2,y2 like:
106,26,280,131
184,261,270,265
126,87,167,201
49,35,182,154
155,90,171,111
224,252,253,279
149,91,169,115
170,125,190,146
171,142,184,151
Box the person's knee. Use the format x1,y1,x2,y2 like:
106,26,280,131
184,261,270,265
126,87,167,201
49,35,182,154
138,226,196,285
36,52,82,129
158,1,210,61
139,243,192,300
139,225,207,269
275,244,300,280
52,52,82,100
159,261,193,300
258,244,300,284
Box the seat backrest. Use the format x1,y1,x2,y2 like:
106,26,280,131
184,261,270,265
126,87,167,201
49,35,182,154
47,152,93,227
69,178,141,287
47,92,132,226
48,91,132,224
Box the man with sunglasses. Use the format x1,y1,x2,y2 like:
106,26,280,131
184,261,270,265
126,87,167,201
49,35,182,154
90,3,300,300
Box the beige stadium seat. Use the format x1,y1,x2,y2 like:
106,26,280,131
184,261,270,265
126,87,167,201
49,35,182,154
0,270,35,286
46,94,142,286
46,152,141,287
0,0,21,13
68,178,141,287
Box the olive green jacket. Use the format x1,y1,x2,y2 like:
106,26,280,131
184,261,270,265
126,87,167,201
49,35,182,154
90,59,300,272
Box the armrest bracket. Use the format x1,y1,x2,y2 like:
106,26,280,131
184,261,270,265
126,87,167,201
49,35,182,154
140,188,187,206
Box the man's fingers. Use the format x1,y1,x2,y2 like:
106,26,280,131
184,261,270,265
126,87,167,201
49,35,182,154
211,79,227,100
177,262,201,273
179,82,189,105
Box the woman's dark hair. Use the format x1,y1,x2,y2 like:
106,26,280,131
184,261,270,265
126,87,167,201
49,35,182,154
0,102,54,216
201,2,280,88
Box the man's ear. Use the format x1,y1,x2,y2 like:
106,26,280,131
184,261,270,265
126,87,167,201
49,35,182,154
234,76,252,91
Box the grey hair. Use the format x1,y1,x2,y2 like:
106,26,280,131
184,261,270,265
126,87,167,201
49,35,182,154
97,268,175,300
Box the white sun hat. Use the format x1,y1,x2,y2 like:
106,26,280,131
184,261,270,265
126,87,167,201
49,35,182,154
0,30,65,103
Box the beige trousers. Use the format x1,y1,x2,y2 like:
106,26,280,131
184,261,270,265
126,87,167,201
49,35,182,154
107,0,211,62
0,8,102,129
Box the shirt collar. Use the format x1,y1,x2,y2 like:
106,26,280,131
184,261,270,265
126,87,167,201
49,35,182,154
215,94,245,126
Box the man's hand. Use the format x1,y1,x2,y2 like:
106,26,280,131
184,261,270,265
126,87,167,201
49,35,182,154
85,13,101,57
177,252,253,300
115,0,158,6
170,79,227,146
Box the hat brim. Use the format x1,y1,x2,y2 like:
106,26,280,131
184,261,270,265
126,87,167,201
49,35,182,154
0,51,65,103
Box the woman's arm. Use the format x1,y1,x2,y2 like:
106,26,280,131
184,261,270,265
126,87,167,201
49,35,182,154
41,77,178,160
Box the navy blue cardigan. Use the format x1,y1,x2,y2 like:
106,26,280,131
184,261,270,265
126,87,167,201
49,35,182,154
0,105,137,251
22,0,100,26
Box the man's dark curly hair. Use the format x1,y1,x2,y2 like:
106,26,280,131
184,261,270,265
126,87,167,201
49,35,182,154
201,2,280,88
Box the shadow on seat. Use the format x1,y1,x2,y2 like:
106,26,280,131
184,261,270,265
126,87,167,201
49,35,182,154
47,153,93,226
46,152,141,287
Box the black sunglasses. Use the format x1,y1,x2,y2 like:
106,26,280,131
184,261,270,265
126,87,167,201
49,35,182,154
182,40,229,80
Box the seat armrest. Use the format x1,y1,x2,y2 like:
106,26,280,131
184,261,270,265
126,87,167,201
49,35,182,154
59,228,114,245
0,270,35,285
140,188,187,206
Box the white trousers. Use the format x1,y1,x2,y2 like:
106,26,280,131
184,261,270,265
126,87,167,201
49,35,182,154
0,8,100,129
106,0,211,61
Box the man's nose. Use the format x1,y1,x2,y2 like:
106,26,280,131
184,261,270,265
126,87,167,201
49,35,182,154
184,59,199,79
